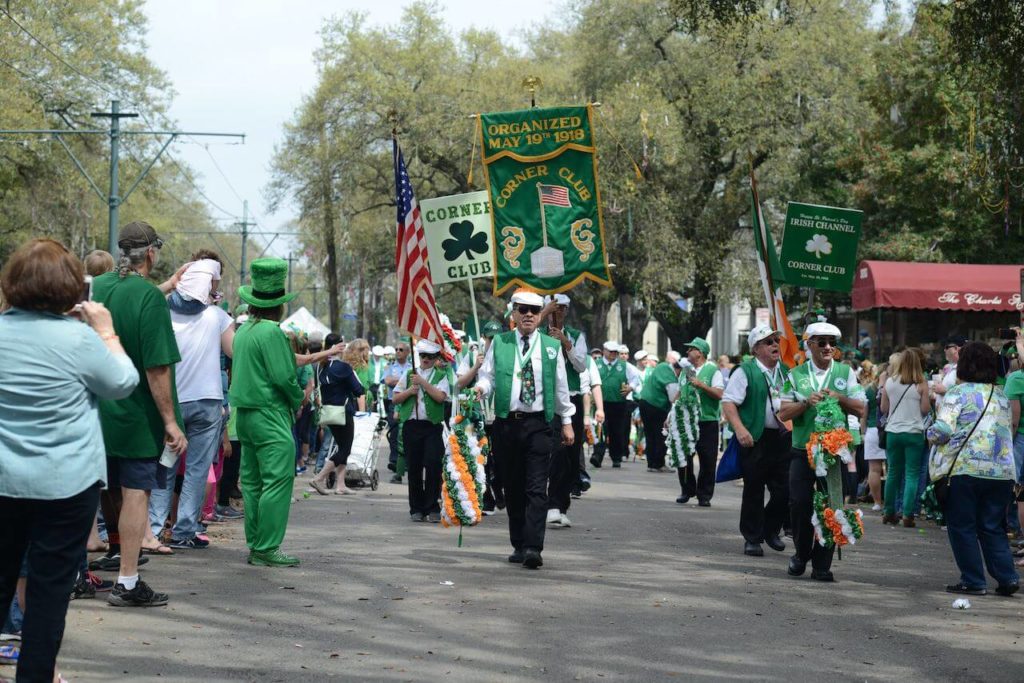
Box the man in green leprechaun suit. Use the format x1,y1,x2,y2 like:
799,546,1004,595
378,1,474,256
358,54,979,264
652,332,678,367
475,290,575,570
778,318,866,582
229,258,340,567
677,337,725,506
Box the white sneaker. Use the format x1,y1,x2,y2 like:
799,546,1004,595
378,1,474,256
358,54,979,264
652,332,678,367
871,504,882,512
546,508,561,525
559,514,572,528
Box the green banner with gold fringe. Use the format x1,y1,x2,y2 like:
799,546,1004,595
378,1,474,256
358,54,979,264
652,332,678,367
479,104,612,295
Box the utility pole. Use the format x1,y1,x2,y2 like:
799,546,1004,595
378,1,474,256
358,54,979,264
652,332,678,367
0,99,244,254
286,252,296,316
235,199,257,284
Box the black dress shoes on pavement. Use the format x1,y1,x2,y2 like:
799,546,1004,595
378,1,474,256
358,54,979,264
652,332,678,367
675,495,690,504
697,499,711,507
811,569,835,582
765,535,786,552
743,542,764,557
508,549,524,564
523,549,543,569
787,555,807,577
589,455,602,469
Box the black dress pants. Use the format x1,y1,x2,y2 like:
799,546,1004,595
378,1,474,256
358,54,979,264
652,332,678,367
495,413,554,552
219,440,243,506
789,449,835,572
0,484,100,683
601,401,629,464
482,424,504,511
739,428,791,543
403,420,443,516
682,421,719,501
638,400,668,469
549,395,584,513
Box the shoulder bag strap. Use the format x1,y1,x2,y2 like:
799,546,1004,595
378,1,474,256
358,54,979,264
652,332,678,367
889,383,913,416
942,387,993,478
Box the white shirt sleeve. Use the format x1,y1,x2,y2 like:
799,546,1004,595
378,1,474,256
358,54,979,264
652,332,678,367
721,369,748,405
554,349,575,424
711,369,725,390
476,342,496,397
625,362,643,393
567,330,588,374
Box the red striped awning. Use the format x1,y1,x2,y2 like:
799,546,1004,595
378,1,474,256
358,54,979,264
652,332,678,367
852,260,1024,312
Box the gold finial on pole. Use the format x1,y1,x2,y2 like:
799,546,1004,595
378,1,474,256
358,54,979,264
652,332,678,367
387,108,399,138
521,76,542,108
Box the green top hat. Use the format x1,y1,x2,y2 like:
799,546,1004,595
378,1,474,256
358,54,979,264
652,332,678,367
683,337,711,357
238,258,297,309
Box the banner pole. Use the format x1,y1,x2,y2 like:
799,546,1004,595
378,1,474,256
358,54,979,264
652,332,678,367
467,276,481,342
806,288,817,323
537,184,549,248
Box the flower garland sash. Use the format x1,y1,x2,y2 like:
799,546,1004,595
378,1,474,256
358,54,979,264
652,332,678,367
805,395,864,550
665,390,700,469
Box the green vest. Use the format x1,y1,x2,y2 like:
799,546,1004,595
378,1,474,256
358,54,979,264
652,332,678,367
789,361,856,448
398,367,446,424
639,362,678,412
599,359,628,403
693,363,721,422
492,331,559,423
736,360,789,442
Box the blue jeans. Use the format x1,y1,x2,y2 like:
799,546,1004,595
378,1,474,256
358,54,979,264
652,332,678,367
946,475,1020,589
149,399,224,539
168,290,206,315
1008,434,1024,533
315,429,334,471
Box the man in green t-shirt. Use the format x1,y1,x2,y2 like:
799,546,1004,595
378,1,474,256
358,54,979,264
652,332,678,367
778,319,866,582
638,355,681,473
94,221,187,608
678,337,724,506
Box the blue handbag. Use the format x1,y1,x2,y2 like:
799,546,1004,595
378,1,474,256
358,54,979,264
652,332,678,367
715,436,743,482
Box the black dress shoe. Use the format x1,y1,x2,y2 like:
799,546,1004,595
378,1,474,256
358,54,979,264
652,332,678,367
994,582,1019,597
697,499,711,507
611,462,621,468
508,549,524,564
765,535,786,552
589,455,602,469
811,569,835,582
787,556,807,577
522,549,543,569
675,495,691,505
744,542,764,557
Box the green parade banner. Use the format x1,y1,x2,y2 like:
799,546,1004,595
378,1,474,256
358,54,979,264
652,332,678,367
478,104,612,295
780,201,863,293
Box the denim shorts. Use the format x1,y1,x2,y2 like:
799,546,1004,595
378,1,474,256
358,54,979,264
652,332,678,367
106,456,168,491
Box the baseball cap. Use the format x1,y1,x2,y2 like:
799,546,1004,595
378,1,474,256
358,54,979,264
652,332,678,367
683,337,710,356
117,221,162,249
944,335,968,348
747,324,779,348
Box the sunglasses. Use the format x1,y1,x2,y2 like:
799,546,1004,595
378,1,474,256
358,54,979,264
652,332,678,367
421,353,439,359
516,305,542,315
813,338,837,348
759,336,781,347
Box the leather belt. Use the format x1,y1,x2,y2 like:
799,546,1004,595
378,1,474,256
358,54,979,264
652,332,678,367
507,411,544,420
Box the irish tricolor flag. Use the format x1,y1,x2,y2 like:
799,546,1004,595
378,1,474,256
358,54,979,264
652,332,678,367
751,178,800,368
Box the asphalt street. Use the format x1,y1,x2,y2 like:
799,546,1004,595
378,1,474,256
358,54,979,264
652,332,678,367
39,457,1024,682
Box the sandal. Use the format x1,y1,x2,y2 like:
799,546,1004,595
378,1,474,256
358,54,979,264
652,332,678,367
333,488,356,495
141,544,175,556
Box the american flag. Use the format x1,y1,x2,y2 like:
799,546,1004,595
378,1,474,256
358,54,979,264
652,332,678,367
394,140,444,345
538,183,571,208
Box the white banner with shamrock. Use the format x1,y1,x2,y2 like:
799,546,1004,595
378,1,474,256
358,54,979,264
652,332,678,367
421,191,495,285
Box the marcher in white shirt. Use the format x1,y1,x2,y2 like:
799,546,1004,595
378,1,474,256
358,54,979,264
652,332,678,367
475,290,574,569
592,340,643,468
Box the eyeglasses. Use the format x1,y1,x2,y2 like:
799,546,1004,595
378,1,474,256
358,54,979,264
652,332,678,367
759,337,781,347
813,338,837,348
516,305,542,315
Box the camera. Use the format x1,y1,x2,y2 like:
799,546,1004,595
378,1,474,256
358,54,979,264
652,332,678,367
997,327,1019,340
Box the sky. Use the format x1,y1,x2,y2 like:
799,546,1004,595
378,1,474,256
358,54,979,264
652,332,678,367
142,0,563,259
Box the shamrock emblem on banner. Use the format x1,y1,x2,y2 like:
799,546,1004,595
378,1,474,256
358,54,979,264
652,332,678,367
442,220,488,262
805,234,832,259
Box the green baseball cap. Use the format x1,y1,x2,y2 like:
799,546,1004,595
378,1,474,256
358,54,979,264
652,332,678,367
684,337,710,357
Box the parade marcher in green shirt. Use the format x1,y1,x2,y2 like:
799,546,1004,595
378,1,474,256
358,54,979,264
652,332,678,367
678,337,725,506
93,221,187,608
592,340,642,468
721,324,791,558
229,258,306,567
778,319,866,582
638,353,681,473
393,339,450,522
475,290,575,570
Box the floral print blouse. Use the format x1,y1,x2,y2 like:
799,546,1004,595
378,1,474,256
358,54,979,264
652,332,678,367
927,382,1015,481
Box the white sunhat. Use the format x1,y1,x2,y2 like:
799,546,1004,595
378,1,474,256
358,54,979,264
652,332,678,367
805,319,841,340
544,293,571,306
618,344,629,354
634,350,649,362
603,340,620,352
510,290,544,307
383,345,396,355
415,339,442,355
372,345,385,357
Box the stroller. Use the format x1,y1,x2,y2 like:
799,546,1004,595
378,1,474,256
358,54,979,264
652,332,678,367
341,409,388,491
